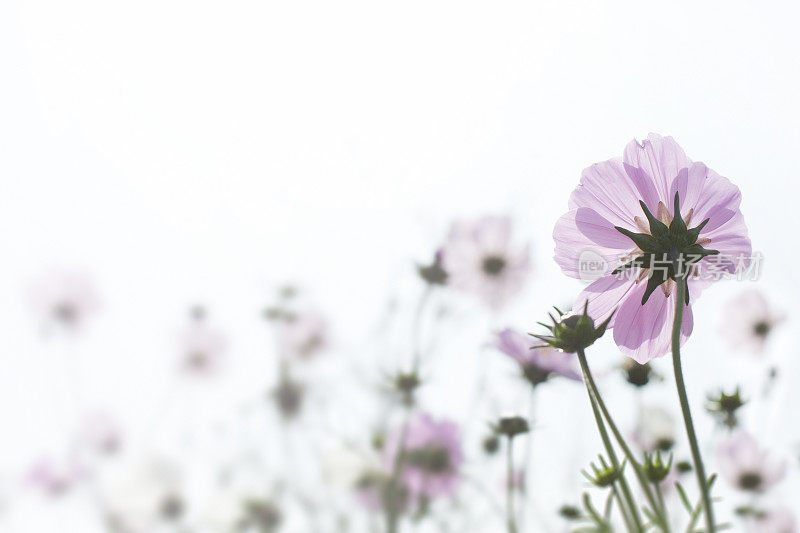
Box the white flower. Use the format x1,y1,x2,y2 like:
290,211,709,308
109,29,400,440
102,459,185,532
441,216,530,309
717,431,786,493
633,406,676,452
720,290,785,354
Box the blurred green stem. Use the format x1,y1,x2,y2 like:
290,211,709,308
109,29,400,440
672,277,715,533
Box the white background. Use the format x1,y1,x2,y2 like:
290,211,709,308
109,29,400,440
1,1,798,531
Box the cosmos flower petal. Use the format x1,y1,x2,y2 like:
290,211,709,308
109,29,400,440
623,133,691,209
572,274,638,327
568,158,643,230
553,208,634,278
690,168,743,232
612,283,693,363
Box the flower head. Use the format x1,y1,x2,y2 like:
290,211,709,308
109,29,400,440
385,414,463,499
554,134,751,362
177,309,228,377
717,431,786,493
493,328,581,386
441,216,530,309
707,387,747,429
633,406,676,453
272,307,329,360
532,303,612,354
29,269,101,333
721,290,785,354
751,505,797,533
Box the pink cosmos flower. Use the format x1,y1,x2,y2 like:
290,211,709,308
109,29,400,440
76,411,123,457
25,457,83,497
720,290,785,354
441,216,530,310
752,505,797,533
717,431,786,493
385,414,463,500
554,134,751,362
29,269,101,332
493,328,581,385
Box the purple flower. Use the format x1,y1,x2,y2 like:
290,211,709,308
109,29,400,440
25,456,83,497
441,216,530,309
717,431,786,493
720,289,785,354
493,328,581,385
385,414,463,499
554,134,751,363
752,505,797,533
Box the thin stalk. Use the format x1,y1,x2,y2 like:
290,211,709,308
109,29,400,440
577,349,642,532
671,277,715,533
506,436,518,533
578,349,669,531
611,484,635,532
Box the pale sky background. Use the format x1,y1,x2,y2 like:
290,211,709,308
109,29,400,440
1,1,799,531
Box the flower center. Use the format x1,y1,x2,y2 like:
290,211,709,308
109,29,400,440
406,445,451,473
614,192,719,304
738,471,763,491
482,255,506,276
753,320,771,337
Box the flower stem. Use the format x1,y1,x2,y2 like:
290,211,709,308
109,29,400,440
671,277,715,533
577,348,642,532
578,349,670,532
506,436,518,533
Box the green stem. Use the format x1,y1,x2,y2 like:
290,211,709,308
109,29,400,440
578,349,670,532
506,436,518,533
672,277,715,533
577,349,642,532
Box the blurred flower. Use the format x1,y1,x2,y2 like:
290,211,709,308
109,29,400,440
633,406,676,453
721,290,785,354
555,134,751,362
707,387,747,429
273,307,328,360
440,215,530,309
177,309,228,377
353,471,408,514
493,416,530,439
493,328,580,386
29,269,101,332
621,359,654,387
25,457,83,497
385,414,463,500
271,376,305,420
76,411,123,457
103,459,185,532
417,249,448,286
751,505,797,533
717,432,786,493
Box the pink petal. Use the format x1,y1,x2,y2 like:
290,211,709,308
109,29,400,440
572,274,638,327
623,134,691,211
553,208,634,278
568,158,643,230
613,283,693,363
